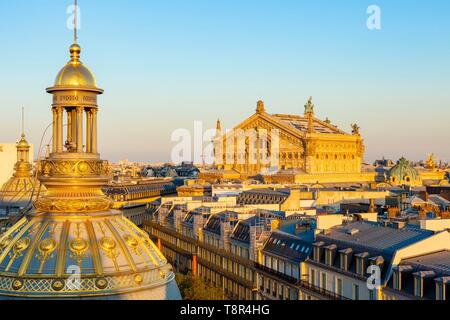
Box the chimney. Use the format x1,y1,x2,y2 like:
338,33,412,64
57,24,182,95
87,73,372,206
388,207,399,219
369,199,376,213
271,219,280,231
220,221,232,250
392,221,406,229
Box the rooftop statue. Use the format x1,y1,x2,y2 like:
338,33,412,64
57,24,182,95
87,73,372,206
425,153,436,169
304,96,315,114
351,123,360,135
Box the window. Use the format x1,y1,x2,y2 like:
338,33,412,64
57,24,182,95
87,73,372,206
352,284,360,300
336,278,343,296
325,250,333,266
321,273,327,290
436,281,445,301
286,263,292,277
310,269,316,286
340,253,348,270
393,270,401,290
314,246,321,262
356,257,365,275
414,277,423,298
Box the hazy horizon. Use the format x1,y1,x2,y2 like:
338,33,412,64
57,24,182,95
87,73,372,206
1,0,449,164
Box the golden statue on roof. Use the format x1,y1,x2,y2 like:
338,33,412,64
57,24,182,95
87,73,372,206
425,153,436,170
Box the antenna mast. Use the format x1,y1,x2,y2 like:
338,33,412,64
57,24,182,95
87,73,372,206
21,107,25,137
74,0,78,44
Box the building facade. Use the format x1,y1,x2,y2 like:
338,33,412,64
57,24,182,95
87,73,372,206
209,98,365,180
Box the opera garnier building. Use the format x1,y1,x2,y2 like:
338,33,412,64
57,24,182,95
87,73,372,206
203,98,367,184
0,23,181,299
201,99,447,186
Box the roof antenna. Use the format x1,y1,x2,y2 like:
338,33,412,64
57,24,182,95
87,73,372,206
21,107,25,137
74,0,78,44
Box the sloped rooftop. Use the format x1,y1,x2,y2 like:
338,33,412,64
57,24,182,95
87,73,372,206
317,221,433,254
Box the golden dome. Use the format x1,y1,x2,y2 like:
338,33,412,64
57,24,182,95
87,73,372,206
0,212,180,299
54,44,97,88
16,134,30,149
0,132,42,214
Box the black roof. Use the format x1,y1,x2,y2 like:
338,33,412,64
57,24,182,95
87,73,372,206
203,211,239,235
263,231,312,263
314,221,434,283
230,216,273,244
104,181,175,195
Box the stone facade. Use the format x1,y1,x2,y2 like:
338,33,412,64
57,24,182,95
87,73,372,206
209,99,365,182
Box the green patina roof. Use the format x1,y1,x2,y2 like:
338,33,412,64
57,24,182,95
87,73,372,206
389,157,420,181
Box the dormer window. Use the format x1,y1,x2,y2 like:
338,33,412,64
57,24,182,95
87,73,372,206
340,253,348,270
414,276,423,298
313,242,324,263
314,246,320,262
393,269,401,290
355,252,369,276
435,277,448,301
413,271,436,298
370,256,385,271
339,248,352,271
325,250,332,266
324,245,337,267
393,265,413,291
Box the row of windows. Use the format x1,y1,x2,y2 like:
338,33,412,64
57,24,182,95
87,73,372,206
258,274,298,300
198,265,254,300
238,195,285,203
148,227,196,254
313,246,384,276
394,270,447,300
198,247,254,282
110,189,162,201
308,267,379,300
315,154,356,160
230,243,250,260
263,254,299,279
204,234,221,248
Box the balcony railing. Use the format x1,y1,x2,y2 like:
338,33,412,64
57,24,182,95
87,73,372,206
254,263,350,300
147,219,350,300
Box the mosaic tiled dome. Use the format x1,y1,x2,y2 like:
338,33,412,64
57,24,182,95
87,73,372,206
0,211,179,299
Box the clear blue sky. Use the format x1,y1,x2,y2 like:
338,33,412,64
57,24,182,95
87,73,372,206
0,0,449,163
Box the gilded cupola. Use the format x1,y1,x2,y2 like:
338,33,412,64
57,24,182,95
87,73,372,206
53,44,97,88
0,0,180,300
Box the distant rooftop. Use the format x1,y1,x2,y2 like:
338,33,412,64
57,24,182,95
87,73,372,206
263,231,312,263
317,221,433,255
402,250,450,276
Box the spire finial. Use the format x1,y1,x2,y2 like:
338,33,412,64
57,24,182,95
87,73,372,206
216,118,222,132
69,0,81,62
21,107,25,138
74,0,78,44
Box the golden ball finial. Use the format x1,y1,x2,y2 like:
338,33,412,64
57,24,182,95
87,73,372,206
70,43,81,62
